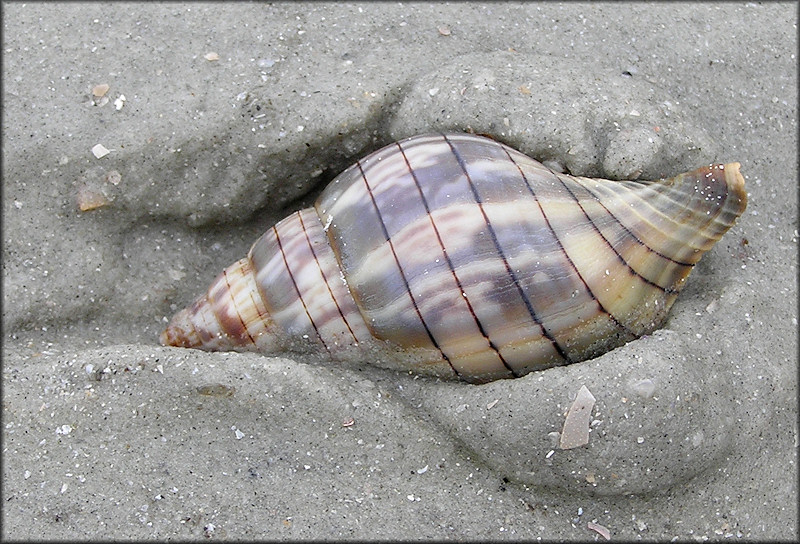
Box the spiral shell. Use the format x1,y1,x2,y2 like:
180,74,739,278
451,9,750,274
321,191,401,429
160,133,747,383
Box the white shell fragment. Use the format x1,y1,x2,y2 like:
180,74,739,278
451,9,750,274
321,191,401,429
91,144,110,159
559,385,596,449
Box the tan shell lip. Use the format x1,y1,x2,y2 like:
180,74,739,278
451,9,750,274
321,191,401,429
723,162,748,208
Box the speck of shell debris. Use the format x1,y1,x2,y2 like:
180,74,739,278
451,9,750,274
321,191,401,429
91,144,110,159
105,170,122,185
587,521,611,540
92,83,109,97
630,378,656,399
196,384,235,397
76,186,110,212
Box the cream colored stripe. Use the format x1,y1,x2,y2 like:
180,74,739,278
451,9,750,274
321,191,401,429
577,179,712,263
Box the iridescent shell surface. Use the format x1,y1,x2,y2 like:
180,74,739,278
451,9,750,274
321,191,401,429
160,133,747,382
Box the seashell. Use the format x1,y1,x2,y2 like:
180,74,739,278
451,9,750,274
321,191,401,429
160,133,747,383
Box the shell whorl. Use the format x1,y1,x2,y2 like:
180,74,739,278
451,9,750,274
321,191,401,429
160,133,747,383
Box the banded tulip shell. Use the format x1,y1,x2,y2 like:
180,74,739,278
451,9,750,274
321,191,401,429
160,133,747,383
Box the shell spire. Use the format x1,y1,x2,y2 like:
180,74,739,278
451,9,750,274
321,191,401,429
160,133,747,382
159,258,275,352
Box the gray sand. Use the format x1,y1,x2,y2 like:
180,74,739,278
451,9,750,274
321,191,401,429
3,2,797,540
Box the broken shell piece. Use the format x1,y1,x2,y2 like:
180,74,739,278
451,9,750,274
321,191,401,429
91,144,110,159
76,168,121,211
105,170,122,185
92,83,110,97
76,186,110,211
587,521,611,540
196,384,236,397
559,385,596,449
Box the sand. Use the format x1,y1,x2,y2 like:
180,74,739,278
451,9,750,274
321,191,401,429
3,2,797,540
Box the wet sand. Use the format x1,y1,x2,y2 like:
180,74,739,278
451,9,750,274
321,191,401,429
3,3,797,540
